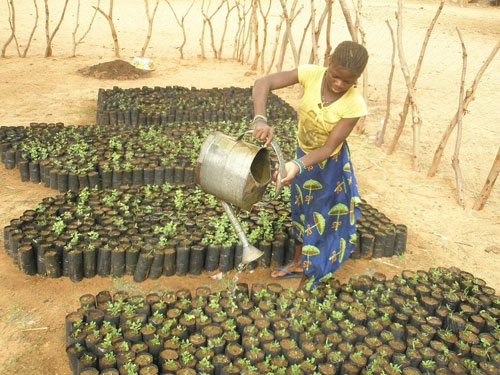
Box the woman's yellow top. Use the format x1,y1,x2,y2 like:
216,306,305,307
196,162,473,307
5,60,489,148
297,64,368,156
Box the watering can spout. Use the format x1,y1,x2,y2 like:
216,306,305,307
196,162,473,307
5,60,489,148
220,201,263,264
241,243,264,264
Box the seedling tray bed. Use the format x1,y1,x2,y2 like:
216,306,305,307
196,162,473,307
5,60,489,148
66,267,500,375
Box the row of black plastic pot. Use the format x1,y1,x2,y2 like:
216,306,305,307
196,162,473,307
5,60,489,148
2,184,293,281
355,204,407,259
3,182,406,281
8,231,297,283
95,86,297,127
96,107,292,129
15,157,196,194
0,119,297,191
64,267,500,375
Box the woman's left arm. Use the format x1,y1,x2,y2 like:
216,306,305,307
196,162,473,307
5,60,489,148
279,117,360,184
302,117,359,166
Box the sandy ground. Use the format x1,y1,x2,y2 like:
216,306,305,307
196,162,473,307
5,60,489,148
0,0,499,374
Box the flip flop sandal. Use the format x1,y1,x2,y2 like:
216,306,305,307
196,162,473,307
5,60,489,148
271,267,303,279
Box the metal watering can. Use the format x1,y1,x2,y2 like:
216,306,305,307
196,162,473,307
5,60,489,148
195,130,286,264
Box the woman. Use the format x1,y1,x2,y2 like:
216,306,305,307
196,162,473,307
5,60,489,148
251,41,368,286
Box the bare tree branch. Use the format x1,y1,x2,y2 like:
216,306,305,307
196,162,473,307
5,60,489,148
308,0,330,64
250,0,260,70
72,0,100,57
323,0,333,66
376,20,396,147
232,0,244,60
44,0,49,55
388,0,444,154
200,0,207,59
165,0,195,59
201,0,226,59
11,1,21,56
338,0,358,43
352,0,369,134
141,0,160,57
310,0,319,65
257,0,272,72
473,147,500,211
352,0,359,30
237,0,252,62
218,0,237,59
277,0,300,70
452,27,467,208
298,18,311,63
265,15,284,75
428,37,500,177
72,0,81,57
23,0,40,58
44,0,70,57
243,1,255,63
395,0,422,171
94,0,120,58
233,0,252,63
2,0,18,57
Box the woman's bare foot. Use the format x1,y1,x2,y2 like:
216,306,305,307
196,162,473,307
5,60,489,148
271,262,304,278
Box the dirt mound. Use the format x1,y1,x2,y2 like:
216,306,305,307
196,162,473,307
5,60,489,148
78,59,152,80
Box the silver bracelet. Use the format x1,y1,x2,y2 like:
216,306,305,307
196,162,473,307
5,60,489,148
292,158,306,174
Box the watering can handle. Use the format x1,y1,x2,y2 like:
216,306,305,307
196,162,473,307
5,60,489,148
236,130,286,197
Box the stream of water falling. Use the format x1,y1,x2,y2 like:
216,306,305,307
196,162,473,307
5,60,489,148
230,263,248,298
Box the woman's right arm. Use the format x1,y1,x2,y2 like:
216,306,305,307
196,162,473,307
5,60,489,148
252,69,299,145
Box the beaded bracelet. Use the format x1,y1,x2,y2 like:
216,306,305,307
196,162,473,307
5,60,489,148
253,114,268,123
292,158,306,174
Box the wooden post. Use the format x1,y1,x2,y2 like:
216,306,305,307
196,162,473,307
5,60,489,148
164,0,196,60
308,0,331,64
95,0,120,58
452,28,467,208
257,0,272,72
201,0,225,59
218,1,237,60
140,0,160,58
298,18,311,63
323,0,333,66
44,0,70,57
265,15,284,75
428,37,500,177
250,0,260,70
236,1,252,63
23,0,40,58
396,0,422,171
376,20,396,147
310,0,318,64
473,147,500,211
387,0,444,155
1,0,20,57
72,0,99,58
338,0,358,43
352,0,368,134
277,0,300,70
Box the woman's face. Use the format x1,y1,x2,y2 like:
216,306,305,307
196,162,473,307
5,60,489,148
325,64,360,95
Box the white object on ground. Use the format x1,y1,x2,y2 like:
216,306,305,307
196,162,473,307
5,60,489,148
132,57,155,70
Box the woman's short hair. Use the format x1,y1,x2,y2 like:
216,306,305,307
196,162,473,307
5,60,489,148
329,41,368,75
